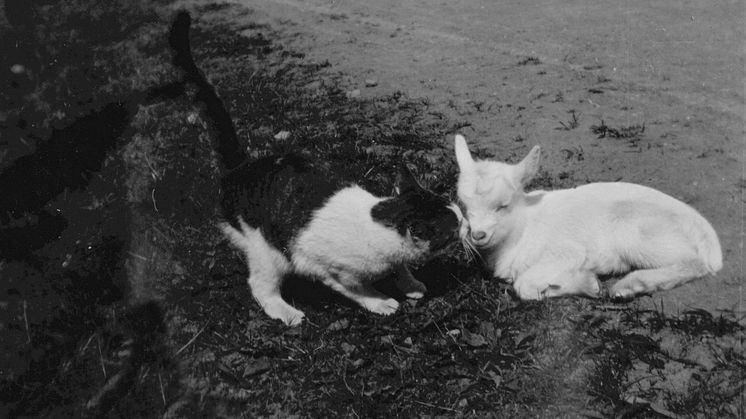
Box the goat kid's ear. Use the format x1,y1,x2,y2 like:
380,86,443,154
514,145,541,188
454,134,474,171
395,163,423,196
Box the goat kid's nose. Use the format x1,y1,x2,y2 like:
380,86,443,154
471,230,487,241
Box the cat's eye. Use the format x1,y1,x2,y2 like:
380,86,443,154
495,204,508,212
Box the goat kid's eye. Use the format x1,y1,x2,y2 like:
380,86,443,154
495,205,508,213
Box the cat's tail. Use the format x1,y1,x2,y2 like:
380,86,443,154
167,10,246,171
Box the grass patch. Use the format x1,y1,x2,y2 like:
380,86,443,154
517,56,542,66
590,120,646,147
556,110,580,131
584,307,745,418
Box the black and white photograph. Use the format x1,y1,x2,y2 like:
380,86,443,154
1,0,744,417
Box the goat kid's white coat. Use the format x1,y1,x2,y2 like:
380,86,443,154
454,134,722,300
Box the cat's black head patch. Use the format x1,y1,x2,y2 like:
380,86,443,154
371,165,460,252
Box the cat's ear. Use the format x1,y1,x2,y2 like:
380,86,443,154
514,145,541,188
454,134,474,172
394,164,423,196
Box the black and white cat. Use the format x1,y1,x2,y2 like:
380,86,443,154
219,155,461,325
169,11,461,326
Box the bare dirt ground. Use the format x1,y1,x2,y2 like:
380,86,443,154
228,0,745,315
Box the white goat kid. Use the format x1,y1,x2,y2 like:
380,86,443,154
454,134,722,300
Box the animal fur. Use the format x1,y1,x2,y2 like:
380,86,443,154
167,11,461,325
454,134,722,300
219,157,461,325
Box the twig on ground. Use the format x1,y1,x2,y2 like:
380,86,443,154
341,362,355,395
413,400,458,412
80,333,96,354
151,188,159,212
434,321,462,351
158,372,166,405
22,300,31,344
127,251,149,261
86,371,125,409
176,322,209,356
98,335,107,379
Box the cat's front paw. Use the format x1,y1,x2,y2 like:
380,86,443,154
405,289,426,300
402,280,427,299
395,268,427,299
263,301,306,326
366,298,400,315
283,309,306,327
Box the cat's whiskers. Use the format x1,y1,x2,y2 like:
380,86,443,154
447,202,480,262
460,236,481,262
